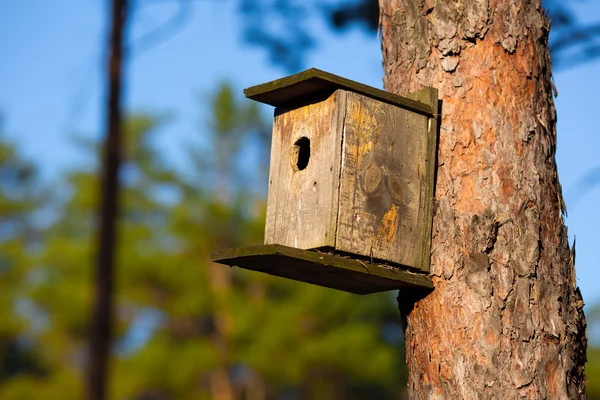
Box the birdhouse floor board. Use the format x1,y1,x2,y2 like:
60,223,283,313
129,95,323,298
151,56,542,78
210,244,433,295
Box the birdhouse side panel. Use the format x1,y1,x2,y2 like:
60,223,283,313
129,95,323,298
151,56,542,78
335,92,430,270
264,91,346,250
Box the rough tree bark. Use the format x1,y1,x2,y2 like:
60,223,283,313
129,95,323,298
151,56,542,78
380,0,587,397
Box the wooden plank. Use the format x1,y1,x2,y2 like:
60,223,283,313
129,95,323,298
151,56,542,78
335,91,430,271
403,87,439,273
264,107,282,244
210,244,433,295
264,91,345,249
244,68,433,117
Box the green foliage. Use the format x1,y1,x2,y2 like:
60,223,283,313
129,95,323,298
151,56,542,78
0,125,46,386
587,303,600,399
588,347,600,399
0,84,408,399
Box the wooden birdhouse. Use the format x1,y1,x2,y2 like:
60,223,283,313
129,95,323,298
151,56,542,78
211,69,439,294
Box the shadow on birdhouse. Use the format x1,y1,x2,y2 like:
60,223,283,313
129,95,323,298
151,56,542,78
211,69,439,295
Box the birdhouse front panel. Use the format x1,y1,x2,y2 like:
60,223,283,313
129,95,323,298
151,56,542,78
264,92,345,250
264,87,435,273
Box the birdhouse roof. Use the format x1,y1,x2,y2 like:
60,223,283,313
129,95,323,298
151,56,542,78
244,68,434,116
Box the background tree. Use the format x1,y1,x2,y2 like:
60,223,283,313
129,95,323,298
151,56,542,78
87,0,128,398
0,123,44,385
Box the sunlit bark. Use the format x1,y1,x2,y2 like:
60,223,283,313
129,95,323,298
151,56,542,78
380,0,587,397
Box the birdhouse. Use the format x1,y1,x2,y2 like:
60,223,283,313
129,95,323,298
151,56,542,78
211,69,439,294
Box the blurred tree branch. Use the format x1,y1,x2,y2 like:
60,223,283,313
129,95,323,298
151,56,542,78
567,165,600,210
238,0,600,72
547,0,600,69
128,0,192,57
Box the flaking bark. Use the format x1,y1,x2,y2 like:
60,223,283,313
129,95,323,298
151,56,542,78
380,0,587,397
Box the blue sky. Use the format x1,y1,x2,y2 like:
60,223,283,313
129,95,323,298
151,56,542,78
1,0,599,313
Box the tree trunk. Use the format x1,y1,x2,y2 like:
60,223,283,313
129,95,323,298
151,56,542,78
379,0,587,397
208,262,235,400
87,0,127,399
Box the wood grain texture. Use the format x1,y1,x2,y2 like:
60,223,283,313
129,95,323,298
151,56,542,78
404,87,439,273
335,92,430,271
265,87,438,273
380,0,587,397
264,91,346,249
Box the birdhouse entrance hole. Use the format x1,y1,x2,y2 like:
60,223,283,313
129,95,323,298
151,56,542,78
292,136,310,171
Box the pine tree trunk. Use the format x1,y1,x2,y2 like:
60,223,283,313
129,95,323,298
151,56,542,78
379,0,587,397
208,262,235,400
87,0,127,399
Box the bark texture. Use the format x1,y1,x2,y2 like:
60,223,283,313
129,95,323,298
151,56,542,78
380,0,587,397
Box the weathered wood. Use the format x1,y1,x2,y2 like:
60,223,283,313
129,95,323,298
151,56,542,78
335,91,432,270
263,84,438,273
265,77,437,271
210,244,433,295
244,68,433,116
232,71,441,293
404,87,439,273
264,91,346,249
